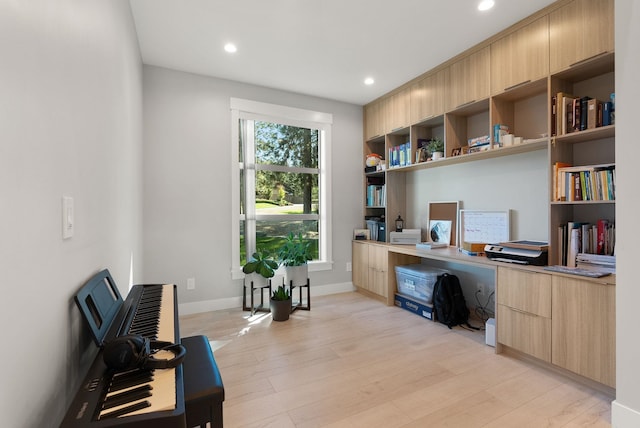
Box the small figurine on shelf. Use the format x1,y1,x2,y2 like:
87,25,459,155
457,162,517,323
395,214,404,232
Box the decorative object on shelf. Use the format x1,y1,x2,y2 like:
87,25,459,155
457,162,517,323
353,228,370,240
427,137,444,160
278,232,312,286
451,147,462,157
365,153,382,167
242,250,278,288
395,215,404,232
270,285,291,321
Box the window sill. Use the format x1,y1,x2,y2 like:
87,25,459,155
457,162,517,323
231,260,333,281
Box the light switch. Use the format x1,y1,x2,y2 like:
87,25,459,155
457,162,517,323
62,196,74,239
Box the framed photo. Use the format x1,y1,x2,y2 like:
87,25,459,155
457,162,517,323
429,220,452,245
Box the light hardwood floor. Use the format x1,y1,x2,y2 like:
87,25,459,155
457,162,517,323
179,292,612,428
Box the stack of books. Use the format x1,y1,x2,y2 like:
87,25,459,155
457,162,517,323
576,253,616,274
467,135,490,153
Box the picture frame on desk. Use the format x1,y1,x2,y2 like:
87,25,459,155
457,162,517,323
427,201,460,247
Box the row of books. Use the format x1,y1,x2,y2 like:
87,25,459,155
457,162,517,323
551,92,614,137
366,184,386,207
388,142,411,168
558,219,615,268
553,162,616,202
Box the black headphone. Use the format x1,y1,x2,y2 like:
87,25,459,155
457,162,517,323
103,335,186,371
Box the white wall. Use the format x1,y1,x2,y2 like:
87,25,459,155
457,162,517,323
405,150,549,241
612,0,640,426
0,1,143,426
142,66,364,313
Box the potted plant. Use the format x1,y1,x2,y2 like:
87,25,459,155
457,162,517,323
278,232,312,286
242,250,278,287
270,285,291,321
427,137,445,160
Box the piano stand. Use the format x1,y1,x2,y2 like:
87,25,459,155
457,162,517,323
242,279,272,315
182,335,225,428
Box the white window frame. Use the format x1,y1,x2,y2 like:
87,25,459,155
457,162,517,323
230,98,333,279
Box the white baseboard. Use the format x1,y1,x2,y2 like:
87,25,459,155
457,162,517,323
612,400,640,427
178,281,355,316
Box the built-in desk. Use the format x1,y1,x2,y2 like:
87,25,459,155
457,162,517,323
352,240,616,391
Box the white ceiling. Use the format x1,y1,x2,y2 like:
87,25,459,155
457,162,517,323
128,0,557,106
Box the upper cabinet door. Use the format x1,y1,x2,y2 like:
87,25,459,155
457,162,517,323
384,87,411,133
549,0,614,73
447,46,490,111
364,99,385,141
410,68,448,123
491,16,549,94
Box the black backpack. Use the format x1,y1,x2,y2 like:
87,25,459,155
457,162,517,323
432,273,475,329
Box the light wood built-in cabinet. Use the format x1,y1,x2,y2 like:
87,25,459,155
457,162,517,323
410,68,448,124
552,274,615,388
497,267,552,362
447,46,490,112
352,241,389,301
490,15,549,95
549,0,614,74
364,100,385,141
356,0,616,391
384,88,411,134
361,0,614,254
352,241,368,290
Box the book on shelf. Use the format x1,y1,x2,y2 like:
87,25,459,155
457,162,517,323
553,161,572,201
458,248,484,256
587,98,602,129
416,241,447,250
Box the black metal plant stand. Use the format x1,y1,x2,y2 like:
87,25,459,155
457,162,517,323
242,279,272,315
286,278,310,312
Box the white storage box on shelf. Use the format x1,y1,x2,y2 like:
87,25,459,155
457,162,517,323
394,264,449,303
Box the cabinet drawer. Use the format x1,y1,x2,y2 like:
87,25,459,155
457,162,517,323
498,304,551,362
497,267,551,317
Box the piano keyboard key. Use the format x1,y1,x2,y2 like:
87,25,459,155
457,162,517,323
99,367,176,419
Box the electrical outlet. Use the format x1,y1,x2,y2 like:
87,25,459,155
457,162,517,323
187,277,195,290
346,262,352,272
476,282,486,297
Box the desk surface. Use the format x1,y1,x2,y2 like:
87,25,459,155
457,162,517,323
356,241,616,286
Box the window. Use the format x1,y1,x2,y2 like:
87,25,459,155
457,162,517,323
231,99,332,278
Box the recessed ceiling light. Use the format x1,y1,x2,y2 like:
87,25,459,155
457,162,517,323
224,43,237,53
364,77,375,86
478,0,495,11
